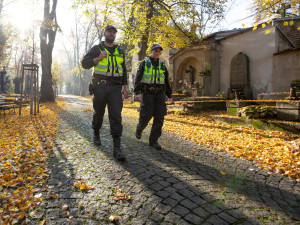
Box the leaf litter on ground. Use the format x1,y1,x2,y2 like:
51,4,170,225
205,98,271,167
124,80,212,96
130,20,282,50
122,102,300,181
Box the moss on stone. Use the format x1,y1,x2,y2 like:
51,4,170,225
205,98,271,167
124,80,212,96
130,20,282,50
251,120,264,129
228,107,237,116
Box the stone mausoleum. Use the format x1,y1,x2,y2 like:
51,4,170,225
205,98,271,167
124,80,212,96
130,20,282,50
169,17,300,99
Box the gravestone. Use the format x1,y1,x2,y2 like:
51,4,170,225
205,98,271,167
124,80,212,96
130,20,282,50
0,66,7,93
14,77,22,94
228,52,252,99
25,74,32,95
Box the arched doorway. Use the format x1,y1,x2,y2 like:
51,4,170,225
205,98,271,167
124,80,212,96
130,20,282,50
174,57,211,96
175,57,204,95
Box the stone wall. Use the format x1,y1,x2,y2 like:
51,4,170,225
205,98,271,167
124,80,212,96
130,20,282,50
272,49,300,92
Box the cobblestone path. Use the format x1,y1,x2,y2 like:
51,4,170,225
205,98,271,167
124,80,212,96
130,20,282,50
37,95,300,225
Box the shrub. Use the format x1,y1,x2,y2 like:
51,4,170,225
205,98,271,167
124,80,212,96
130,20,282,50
216,92,225,97
238,105,277,119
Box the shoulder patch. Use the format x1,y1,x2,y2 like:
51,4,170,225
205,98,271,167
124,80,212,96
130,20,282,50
160,61,166,70
145,59,151,70
117,45,124,55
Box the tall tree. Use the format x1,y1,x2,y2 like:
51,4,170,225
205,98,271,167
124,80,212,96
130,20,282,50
0,0,3,16
137,0,154,61
0,0,6,62
122,0,228,61
73,0,228,75
40,0,58,102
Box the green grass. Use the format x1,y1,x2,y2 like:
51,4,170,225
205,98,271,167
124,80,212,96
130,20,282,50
260,216,274,223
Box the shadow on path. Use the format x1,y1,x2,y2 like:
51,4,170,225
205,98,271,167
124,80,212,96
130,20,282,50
43,95,300,224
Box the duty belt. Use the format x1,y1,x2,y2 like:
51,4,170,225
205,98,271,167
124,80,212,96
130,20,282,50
93,74,122,85
97,80,107,85
146,86,164,94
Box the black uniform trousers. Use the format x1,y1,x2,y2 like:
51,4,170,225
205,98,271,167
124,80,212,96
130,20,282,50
137,91,167,142
92,82,123,137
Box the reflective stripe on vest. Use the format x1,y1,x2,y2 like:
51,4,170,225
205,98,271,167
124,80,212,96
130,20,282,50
93,46,124,77
141,59,165,84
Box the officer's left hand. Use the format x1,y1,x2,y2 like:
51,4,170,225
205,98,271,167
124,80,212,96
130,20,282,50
167,98,173,104
122,86,127,100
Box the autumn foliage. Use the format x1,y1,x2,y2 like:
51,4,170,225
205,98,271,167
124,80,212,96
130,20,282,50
0,102,61,224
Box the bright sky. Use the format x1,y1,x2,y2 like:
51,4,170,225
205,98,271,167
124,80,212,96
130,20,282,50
2,0,38,34
2,0,255,53
223,0,255,29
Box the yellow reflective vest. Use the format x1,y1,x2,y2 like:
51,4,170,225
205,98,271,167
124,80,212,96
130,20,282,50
93,45,124,77
141,59,165,84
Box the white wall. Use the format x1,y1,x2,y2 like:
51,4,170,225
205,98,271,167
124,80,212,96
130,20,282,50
219,25,276,99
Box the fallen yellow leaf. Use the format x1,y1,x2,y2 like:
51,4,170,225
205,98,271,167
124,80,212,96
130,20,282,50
50,194,58,199
220,170,226,176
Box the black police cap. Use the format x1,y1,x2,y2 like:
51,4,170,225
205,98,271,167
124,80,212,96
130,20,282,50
151,44,163,51
104,25,117,32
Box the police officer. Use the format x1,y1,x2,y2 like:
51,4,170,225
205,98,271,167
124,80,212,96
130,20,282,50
81,25,127,160
134,44,172,150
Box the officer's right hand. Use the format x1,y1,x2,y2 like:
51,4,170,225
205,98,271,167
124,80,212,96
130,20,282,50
98,51,107,61
94,51,107,63
134,94,142,102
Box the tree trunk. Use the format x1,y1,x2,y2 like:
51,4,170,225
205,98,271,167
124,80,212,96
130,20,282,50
0,0,5,61
137,0,154,61
75,11,84,96
40,0,58,102
0,0,3,16
0,31,5,60
122,0,138,73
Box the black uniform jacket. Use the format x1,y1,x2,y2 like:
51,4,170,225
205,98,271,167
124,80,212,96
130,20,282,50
134,57,172,99
81,41,128,85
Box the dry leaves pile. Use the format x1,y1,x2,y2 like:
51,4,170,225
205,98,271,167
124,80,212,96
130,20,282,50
83,108,93,113
122,102,300,180
0,102,62,224
113,188,131,201
73,180,94,191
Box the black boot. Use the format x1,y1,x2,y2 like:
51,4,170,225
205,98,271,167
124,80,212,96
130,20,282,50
93,130,101,146
149,140,162,150
135,126,142,139
113,136,126,160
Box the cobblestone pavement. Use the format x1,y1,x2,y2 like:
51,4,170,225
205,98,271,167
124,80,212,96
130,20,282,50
34,95,300,225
